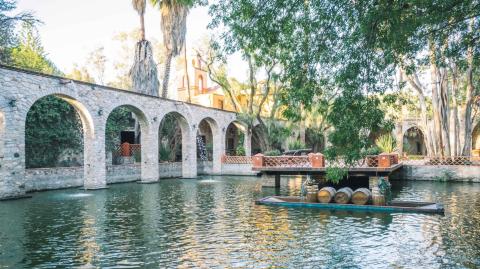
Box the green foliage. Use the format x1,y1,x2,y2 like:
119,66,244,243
26,96,83,168
236,145,245,156
264,149,281,156
324,93,391,165
325,167,347,184
0,0,38,63
375,134,397,154
159,114,182,162
362,146,381,156
288,140,307,151
159,143,172,162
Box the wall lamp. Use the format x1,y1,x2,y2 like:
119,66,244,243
98,109,103,116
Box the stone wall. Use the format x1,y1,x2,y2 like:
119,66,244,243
392,165,480,182
222,163,258,176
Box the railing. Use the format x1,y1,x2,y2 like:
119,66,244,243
112,143,141,164
222,155,252,164
263,156,311,168
401,155,480,166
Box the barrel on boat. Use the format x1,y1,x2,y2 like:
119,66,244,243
317,187,336,203
305,185,319,203
352,188,372,205
334,187,353,204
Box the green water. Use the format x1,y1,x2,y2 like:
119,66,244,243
0,176,479,268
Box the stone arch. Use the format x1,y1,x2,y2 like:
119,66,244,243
224,120,249,156
403,126,427,155
197,117,222,174
24,93,102,189
159,111,196,178
105,104,153,182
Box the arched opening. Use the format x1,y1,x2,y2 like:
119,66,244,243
25,95,91,168
403,126,427,155
158,112,192,178
106,105,148,168
197,119,213,161
251,124,266,155
225,122,247,156
473,123,480,155
197,117,220,174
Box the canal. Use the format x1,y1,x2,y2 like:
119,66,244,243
0,176,479,268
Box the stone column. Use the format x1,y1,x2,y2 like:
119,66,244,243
212,127,224,175
395,122,403,157
140,125,159,183
182,125,197,178
0,109,26,199
83,118,107,189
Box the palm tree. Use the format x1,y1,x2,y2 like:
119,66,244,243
132,0,147,40
150,0,192,98
130,0,160,96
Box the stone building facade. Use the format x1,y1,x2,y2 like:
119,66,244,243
0,66,253,199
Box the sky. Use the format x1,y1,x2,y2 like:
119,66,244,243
15,0,246,84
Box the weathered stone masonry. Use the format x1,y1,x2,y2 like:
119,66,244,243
0,66,253,199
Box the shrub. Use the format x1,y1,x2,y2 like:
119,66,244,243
375,134,397,153
288,140,307,150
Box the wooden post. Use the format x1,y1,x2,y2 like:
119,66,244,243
275,174,281,188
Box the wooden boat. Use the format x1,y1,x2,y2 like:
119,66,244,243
256,196,444,214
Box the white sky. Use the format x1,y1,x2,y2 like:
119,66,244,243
16,0,247,83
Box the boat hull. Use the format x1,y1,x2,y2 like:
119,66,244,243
256,196,444,214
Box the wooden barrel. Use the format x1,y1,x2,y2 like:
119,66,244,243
317,187,336,203
305,184,319,203
352,188,372,205
334,187,353,204
371,187,386,206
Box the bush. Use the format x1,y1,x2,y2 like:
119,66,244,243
288,140,307,150
375,134,397,153
159,144,171,162
236,146,246,156
362,146,381,156
264,149,282,156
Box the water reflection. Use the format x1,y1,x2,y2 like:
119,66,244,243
0,177,479,268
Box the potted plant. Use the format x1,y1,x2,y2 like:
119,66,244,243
364,146,381,167
375,134,398,164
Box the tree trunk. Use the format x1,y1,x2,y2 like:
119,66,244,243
450,65,460,156
429,45,443,156
162,51,173,98
438,68,451,156
462,46,475,156
140,13,145,40
247,55,256,115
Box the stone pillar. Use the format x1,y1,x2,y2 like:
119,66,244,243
308,153,325,168
182,125,197,178
140,126,159,183
83,119,107,190
0,110,26,199
252,153,264,168
244,129,252,156
212,128,224,175
394,123,403,157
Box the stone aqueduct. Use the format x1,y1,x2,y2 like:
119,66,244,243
0,66,253,199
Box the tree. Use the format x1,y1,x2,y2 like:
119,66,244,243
8,24,83,168
0,0,37,62
150,0,203,98
130,0,160,96
209,0,391,162
86,46,107,85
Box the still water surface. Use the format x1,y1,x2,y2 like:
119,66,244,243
0,176,479,268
